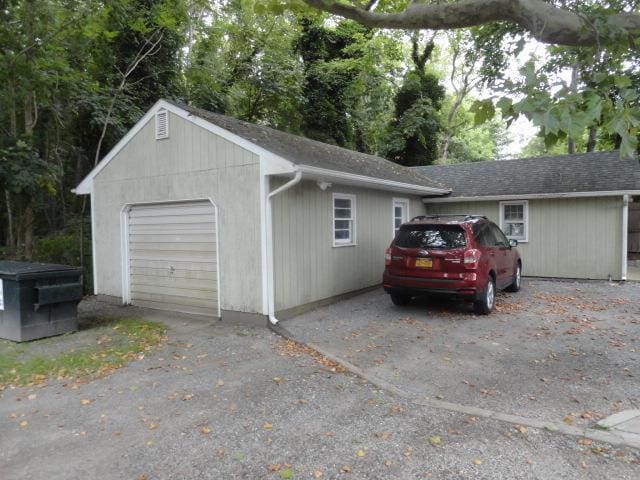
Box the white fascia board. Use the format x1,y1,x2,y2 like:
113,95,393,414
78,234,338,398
423,190,640,203
74,99,293,195
297,165,450,196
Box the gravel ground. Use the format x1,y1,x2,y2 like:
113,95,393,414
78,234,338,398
1,293,639,479
285,279,640,426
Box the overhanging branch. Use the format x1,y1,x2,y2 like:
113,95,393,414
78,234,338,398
302,0,640,47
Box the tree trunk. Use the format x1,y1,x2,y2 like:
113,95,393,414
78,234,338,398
586,127,597,152
23,202,34,260
4,190,15,248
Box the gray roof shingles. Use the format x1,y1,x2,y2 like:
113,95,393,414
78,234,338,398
172,102,448,192
414,151,640,198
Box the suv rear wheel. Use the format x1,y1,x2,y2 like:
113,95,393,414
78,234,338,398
390,293,412,306
473,276,495,315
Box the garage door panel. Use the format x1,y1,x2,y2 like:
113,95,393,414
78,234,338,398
128,200,218,317
130,291,217,309
129,205,216,217
129,259,216,272
129,224,216,235
129,234,216,243
131,300,217,317
130,267,216,280
129,242,217,252
130,274,217,290
130,214,215,225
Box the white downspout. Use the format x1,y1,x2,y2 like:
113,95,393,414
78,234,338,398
622,194,629,281
266,170,303,325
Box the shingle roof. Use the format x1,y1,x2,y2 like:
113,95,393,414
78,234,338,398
172,102,448,192
413,151,640,198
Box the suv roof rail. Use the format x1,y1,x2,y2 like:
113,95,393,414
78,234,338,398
410,214,487,222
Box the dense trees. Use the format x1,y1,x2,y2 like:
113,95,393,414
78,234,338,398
1,0,637,266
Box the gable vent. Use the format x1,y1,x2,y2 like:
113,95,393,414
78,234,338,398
155,110,169,139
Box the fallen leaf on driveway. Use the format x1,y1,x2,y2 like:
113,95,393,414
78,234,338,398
312,470,323,478
279,468,293,479
374,431,391,440
403,446,413,457
216,380,224,387
201,426,212,434
578,438,593,446
80,399,92,405
516,425,528,434
263,422,273,429
19,420,28,428
324,431,335,437
272,377,283,384
27,394,37,400
356,449,365,457
473,458,483,465
267,464,281,472
429,436,442,446
339,465,352,473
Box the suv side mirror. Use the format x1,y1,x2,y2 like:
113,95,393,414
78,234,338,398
509,239,518,248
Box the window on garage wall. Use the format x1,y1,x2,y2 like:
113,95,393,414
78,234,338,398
500,200,528,242
333,193,356,246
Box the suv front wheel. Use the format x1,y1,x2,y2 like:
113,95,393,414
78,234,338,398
473,277,495,315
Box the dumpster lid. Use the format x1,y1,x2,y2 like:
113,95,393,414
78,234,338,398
0,261,82,281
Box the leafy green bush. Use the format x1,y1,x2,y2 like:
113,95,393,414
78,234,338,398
33,233,80,266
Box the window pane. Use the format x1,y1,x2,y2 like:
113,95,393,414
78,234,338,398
395,225,466,249
334,229,350,240
505,222,525,237
394,206,402,217
335,219,351,230
504,204,523,221
334,198,351,209
334,208,351,219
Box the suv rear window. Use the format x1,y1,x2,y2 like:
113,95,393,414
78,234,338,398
395,225,467,249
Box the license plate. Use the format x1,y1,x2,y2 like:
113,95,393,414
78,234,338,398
415,258,433,268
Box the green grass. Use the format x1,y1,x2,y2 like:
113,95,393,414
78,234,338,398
0,318,165,387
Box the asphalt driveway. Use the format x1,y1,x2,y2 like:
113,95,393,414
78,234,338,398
285,279,640,428
1,288,639,480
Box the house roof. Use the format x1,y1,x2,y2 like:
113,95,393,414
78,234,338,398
414,151,640,200
171,102,448,193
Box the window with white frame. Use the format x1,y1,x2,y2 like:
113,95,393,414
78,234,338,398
393,198,409,237
333,193,356,246
500,200,528,242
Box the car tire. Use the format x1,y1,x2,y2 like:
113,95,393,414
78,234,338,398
390,293,412,306
473,276,495,315
505,262,522,292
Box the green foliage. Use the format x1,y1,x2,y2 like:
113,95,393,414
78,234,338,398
0,139,60,196
384,40,445,166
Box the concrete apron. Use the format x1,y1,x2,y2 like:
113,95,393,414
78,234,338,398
271,324,640,451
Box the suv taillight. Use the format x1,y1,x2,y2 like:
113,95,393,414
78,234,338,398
385,248,392,266
463,249,481,269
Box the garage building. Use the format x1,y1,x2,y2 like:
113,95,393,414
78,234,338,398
74,100,448,323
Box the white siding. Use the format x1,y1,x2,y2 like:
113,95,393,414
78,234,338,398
425,197,623,280
271,179,423,311
93,112,263,314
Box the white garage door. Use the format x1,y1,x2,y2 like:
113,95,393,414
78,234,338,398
127,201,219,317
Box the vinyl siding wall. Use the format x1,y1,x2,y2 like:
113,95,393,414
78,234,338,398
271,179,423,311
424,197,624,280
92,112,263,314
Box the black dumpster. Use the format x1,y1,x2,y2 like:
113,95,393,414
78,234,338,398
0,261,83,342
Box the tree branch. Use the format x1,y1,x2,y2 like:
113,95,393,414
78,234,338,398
302,0,640,47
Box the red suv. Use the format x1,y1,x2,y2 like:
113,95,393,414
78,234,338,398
383,215,522,314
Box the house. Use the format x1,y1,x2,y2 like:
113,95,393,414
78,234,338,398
415,152,640,281
74,100,449,323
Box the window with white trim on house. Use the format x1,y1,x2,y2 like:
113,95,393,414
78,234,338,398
333,194,356,246
500,200,528,242
393,198,409,237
